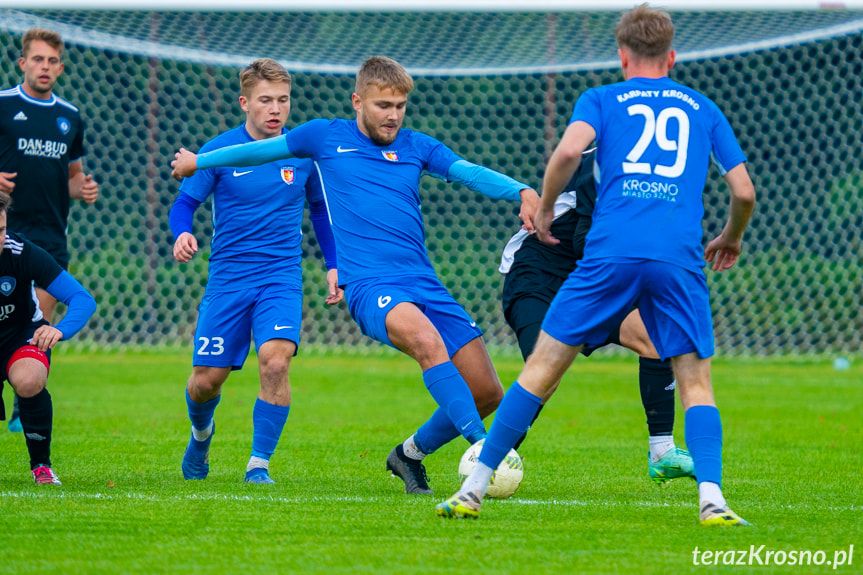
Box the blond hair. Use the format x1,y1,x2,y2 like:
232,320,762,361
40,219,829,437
22,27,64,58
615,3,674,60
239,58,291,99
355,56,414,96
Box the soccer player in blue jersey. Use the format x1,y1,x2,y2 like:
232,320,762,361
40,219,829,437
500,149,694,484
170,59,341,484
438,4,756,525
172,56,540,494
0,191,97,485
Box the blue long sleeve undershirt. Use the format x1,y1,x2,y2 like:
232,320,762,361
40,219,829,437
309,198,337,270
445,159,526,201
196,136,291,170
169,192,201,239
196,139,526,203
47,271,97,340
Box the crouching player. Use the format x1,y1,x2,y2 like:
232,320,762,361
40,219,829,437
0,190,97,484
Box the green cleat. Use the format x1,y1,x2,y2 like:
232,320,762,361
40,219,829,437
435,492,481,519
649,446,695,484
699,503,750,526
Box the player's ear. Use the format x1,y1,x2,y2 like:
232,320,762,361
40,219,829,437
18,56,26,72
667,50,676,70
351,92,362,113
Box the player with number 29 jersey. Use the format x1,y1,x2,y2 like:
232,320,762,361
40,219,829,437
575,76,746,272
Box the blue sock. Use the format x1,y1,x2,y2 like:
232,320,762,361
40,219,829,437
251,399,290,459
479,382,542,469
423,361,486,444
685,405,723,487
186,389,220,431
414,408,461,455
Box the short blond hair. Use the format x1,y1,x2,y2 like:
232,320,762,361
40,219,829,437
240,58,291,99
22,27,64,58
615,3,674,60
355,56,414,97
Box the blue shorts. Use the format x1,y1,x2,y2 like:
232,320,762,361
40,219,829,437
345,275,483,357
193,283,303,370
542,259,714,360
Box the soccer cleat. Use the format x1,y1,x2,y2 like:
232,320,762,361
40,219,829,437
649,446,695,484
699,502,750,526
386,444,433,494
31,465,61,486
7,414,23,433
245,467,276,484
182,423,214,480
435,491,482,519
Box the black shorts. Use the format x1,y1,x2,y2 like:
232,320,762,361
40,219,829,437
502,212,620,359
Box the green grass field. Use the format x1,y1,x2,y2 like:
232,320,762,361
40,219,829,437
0,351,860,574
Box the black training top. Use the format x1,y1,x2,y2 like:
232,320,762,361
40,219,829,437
0,85,85,262
0,231,61,348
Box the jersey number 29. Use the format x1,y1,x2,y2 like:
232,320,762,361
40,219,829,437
623,105,689,178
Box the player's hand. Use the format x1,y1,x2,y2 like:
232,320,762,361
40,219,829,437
0,171,16,193
325,268,344,305
30,325,63,352
704,233,742,271
518,188,540,233
534,204,559,245
171,148,198,181
173,232,198,263
79,174,99,204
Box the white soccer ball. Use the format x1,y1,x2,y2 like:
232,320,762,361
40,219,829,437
458,438,524,499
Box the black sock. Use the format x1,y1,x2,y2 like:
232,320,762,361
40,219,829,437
17,389,53,469
639,357,675,437
512,403,545,451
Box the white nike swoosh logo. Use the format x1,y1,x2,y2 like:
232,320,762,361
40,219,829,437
274,325,293,330
233,170,253,177
337,146,358,153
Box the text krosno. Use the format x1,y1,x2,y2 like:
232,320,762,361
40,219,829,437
692,545,854,568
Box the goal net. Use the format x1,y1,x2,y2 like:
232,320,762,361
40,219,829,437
1,4,861,355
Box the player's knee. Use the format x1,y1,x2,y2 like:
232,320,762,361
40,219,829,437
189,369,227,397
403,331,449,366
259,354,290,381
8,373,47,398
472,382,504,418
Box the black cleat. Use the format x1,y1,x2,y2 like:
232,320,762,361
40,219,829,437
386,444,433,495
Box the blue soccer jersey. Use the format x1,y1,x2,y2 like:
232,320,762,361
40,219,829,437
283,119,461,285
180,125,322,292
572,77,747,272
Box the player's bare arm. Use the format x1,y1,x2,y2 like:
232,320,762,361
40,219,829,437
518,188,540,233
704,163,756,272
537,121,596,244
171,148,199,180
68,160,99,204
0,171,16,193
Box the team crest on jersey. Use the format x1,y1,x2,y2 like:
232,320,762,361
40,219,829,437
382,151,399,162
0,277,15,296
280,167,295,184
57,117,71,135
